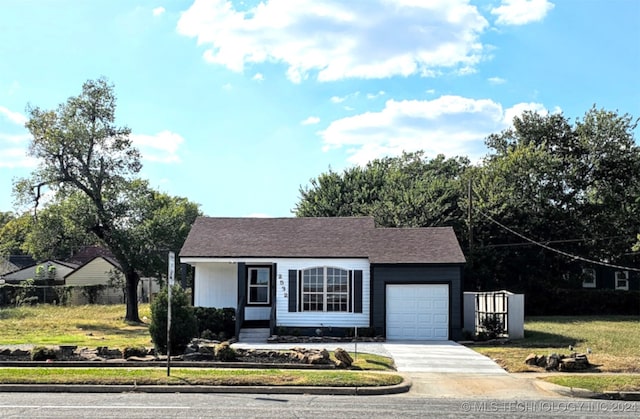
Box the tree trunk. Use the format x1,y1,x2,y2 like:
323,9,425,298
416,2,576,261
125,269,141,323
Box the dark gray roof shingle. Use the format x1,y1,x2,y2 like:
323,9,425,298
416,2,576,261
179,216,465,264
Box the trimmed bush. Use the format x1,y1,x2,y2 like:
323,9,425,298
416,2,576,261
214,341,236,361
193,307,235,339
149,285,198,355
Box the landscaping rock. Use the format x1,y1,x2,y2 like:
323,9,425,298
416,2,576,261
334,347,353,368
559,353,590,371
546,353,561,371
524,353,538,366
96,347,122,359
536,355,547,368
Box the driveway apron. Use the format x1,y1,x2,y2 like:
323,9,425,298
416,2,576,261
381,341,506,374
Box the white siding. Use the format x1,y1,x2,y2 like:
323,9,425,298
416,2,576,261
275,258,370,328
194,262,237,308
65,258,119,286
245,306,270,320
3,262,75,281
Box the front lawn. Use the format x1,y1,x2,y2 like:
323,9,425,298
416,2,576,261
0,304,152,348
0,368,403,387
472,316,640,373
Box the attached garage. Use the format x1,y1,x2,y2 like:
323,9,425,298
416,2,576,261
386,284,449,340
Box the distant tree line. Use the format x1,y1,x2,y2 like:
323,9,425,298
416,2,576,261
295,107,640,293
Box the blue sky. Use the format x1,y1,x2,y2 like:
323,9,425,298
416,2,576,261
1,0,638,217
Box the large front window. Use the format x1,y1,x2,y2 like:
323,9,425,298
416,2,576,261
248,267,270,304
302,267,349,312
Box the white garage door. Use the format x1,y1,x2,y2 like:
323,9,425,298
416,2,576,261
386,284,449,340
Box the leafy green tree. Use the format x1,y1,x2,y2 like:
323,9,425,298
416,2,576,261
471,108,640,291
296,152,469,233
0,213,32,256
22,194,96,261
14,78,200,322
149,285,198,355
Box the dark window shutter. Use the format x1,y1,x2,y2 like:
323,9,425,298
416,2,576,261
353,270,363,313
288,270,298,312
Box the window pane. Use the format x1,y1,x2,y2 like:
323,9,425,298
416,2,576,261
250,268,270,285
249,287,268,303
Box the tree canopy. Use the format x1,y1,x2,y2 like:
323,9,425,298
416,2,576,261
14,78,201,321
296,107,640,292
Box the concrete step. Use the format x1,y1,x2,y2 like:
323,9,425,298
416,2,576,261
238,328,270,343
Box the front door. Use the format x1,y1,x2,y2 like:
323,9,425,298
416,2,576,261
245,266,272,322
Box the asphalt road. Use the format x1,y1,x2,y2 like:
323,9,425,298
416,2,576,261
0,392,638,418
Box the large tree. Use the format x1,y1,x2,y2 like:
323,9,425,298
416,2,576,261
471,108,640,291
14,78,200,322
295,151,469,233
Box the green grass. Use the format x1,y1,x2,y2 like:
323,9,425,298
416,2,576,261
349,353,396,371
472,316,640,373
541,375,640,393
0,304,152,348
0,368,403,387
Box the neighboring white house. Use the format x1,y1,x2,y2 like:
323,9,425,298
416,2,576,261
1,260,78,282
64,256,125,304
64,255,160,305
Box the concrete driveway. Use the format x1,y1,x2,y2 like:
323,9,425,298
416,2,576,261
234,340,504,374
233,340,560,398
381,341,507,374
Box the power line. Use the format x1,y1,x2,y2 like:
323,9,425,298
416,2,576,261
477,210,640,273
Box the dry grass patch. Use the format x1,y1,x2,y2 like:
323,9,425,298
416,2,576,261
472,316,640,373
0,304,151,348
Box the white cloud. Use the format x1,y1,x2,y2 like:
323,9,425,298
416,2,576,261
0,147,37,168
0,106,28,125
152,7,166,17
252,72,265,81
301,116,320,125
502,102,548,125
177,0,489,83
367,90,385,100
488,76,506,85
130,130,185,163
491,0,554,25
320,95,548,164
330,96,346,104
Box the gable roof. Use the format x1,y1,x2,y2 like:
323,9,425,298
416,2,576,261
66,245,114,266
180,216,465,264
64,255,122,280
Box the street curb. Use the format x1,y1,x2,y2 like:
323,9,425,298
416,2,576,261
534,379,603,399
603,391,640,401
0,379,411,396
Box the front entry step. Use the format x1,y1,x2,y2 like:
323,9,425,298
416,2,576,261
238,328,270,343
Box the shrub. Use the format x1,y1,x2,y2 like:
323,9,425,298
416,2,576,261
214,341,236,361
31,346,57,361
193,307,235,339
81,284,105,304
149,285,198,355
479,314,505,339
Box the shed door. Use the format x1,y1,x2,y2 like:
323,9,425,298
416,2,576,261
386,284,449,340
